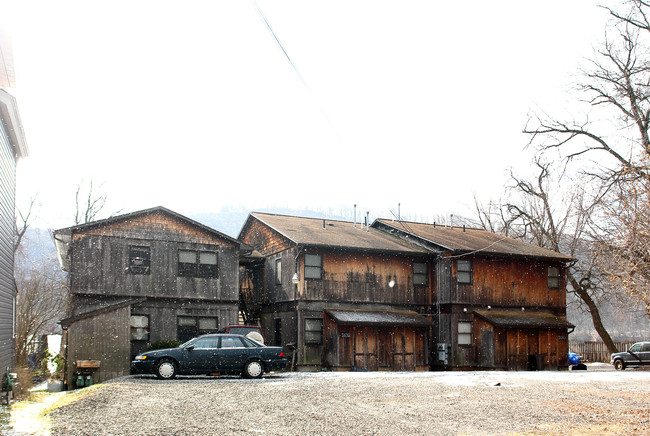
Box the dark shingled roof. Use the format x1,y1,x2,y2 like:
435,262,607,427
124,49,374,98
249,213,430,254
474,310,574,329
374,219,572,261
324,308,431,327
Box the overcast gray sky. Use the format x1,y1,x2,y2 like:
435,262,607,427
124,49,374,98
2,0,611,229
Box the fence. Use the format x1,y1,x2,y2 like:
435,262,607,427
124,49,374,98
569,341,637,363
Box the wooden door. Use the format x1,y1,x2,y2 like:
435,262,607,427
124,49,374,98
378,329,392,369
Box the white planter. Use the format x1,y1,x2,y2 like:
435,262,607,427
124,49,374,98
47,381,63,392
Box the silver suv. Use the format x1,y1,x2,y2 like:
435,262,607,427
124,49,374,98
610,341,650,370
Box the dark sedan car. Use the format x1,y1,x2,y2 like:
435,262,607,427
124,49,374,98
131,334,287,379
610,341,650,370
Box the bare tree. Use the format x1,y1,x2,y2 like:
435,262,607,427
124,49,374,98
74,179,109,225
14,196,37,254
476,160,618,353
595,174,650,320
13,235,69,368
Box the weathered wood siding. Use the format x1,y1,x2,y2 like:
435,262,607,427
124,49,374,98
65,305,131,386
445,255,565,308
299,251,433,306
323,314,429,371
0,122,15,371
69,212,239,302
240,218,293,257
472,316,568,370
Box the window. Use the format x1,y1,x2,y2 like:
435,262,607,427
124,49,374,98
457,259,473,284
413,262,428,286
177,316,219,342
548,266,561,289
192,336,218,349
458,321,473,345
178,250,218,278
275,258,282,285
304,318,323,344
199,252,218,278
130,315,149,341
629,343,642,353
304,253,322,280
128,246,150,275
220,336,245,348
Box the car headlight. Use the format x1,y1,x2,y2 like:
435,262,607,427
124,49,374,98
134,355,147,361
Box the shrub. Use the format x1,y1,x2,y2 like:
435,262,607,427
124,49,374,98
148,340,181,351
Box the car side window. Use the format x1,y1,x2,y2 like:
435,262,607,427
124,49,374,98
220,337,244,348
192,337,218,349
629,344,641,353
642,343,650,352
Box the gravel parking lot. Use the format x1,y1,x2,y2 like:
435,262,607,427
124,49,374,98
49,366,650,435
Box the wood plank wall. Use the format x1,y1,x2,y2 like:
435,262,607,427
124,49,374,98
66,306,131,386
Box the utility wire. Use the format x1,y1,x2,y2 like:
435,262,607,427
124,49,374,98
250,0,342,143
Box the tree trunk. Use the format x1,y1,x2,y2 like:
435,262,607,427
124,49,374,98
568,273,617,354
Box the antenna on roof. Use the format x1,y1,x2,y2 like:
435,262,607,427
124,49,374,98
398,203,401,221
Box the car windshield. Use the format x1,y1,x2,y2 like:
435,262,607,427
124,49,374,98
179,337,199,349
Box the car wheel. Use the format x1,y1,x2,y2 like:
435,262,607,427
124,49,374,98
614,359,625,371
156,359,177,379
243,360,263,379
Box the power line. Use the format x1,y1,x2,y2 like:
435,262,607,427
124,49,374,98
250,0,342,142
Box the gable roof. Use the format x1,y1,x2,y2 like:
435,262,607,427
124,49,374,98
373,219,572,261
53,206,239,271
241,212,430,255
56,206,238,243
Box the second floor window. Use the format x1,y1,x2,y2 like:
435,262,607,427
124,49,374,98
548,266,561,289
304,253,322,280
413,262,428,286
128,246,150,275
457,259,473,284
275,258,282,285
178,250,218,278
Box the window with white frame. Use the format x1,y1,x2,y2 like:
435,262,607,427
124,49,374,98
458,321,473,345
457,259,473,284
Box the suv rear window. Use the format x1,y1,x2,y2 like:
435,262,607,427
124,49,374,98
227,327,257,335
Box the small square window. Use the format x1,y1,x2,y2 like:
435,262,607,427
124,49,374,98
130,315,149,341
304,318,323,344
413,262,428,286
128,246,150,275
304,253,323,280
548,266,561,289
457,260,473,284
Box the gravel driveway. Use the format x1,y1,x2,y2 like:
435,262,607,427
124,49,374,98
50,367,650,435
